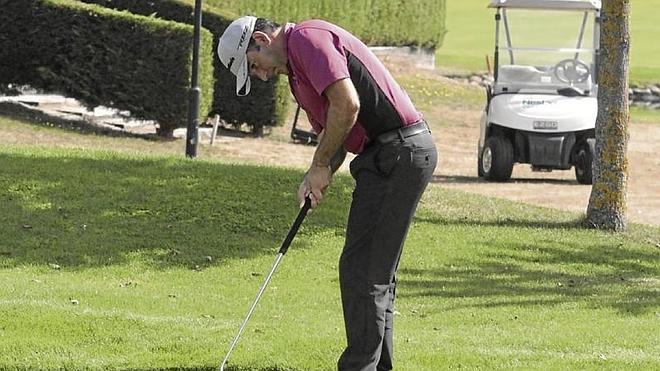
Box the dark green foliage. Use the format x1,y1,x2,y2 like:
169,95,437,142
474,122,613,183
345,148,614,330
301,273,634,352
0,0,445,135
207,0,447,49
79,0,290,130
0,0,214,137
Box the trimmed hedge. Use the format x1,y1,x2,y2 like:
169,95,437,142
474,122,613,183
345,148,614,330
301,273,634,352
206,0,447,49
0,0,214,137
80,0,289,131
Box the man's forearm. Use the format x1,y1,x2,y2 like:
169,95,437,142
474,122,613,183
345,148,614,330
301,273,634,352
312,81,359,169
312,114,355,169
329,146,347,174
298,78,359,207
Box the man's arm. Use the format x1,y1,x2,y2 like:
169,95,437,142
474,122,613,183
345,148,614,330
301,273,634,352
329,146,348,174
316,130,348,174
298,78,359,207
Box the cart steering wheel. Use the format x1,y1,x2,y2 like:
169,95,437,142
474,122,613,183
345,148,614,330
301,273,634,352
554,59,590,84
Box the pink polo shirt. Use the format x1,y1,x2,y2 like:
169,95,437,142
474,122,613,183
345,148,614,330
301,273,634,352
285,21,422,154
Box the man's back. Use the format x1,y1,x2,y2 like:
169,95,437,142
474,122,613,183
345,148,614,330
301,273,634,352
286,20,422,152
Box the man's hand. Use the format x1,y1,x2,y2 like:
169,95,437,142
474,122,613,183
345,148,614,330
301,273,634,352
298,165,332,209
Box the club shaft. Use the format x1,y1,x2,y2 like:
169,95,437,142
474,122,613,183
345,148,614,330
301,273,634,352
219,252,284,371
219,197,310,370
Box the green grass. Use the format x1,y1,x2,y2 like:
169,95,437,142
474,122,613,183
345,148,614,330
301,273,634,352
630,106,660,125
437,0,660,84
1,143,658,370
397,73,484,112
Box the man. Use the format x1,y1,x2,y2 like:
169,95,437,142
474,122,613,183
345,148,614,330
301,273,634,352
218,16,437,371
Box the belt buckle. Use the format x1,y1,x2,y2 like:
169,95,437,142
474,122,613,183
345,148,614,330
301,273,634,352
396,128,405,141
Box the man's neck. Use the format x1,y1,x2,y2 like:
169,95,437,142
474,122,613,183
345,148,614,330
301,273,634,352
270,26,289,75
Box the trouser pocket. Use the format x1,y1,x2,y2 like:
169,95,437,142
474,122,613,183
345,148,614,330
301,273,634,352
410,146,436,169
374,143,402,176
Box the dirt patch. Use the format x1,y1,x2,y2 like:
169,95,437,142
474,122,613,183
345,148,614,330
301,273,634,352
435,120,660,225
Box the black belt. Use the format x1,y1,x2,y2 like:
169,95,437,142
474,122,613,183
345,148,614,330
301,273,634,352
374,121,430,145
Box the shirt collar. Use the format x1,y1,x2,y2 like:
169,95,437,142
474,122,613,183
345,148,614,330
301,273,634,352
283,23,296,79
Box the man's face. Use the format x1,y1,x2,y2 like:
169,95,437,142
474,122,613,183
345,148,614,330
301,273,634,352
246,47,277,82
245,32,288,81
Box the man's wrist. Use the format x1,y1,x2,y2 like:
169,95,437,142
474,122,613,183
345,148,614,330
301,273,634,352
311,162,331,169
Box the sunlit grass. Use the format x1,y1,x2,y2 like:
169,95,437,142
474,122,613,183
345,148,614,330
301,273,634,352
630,105,660,125
0,145,658,370
396,72,485,111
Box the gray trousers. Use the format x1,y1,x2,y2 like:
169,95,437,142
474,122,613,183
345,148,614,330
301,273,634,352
337,130,437,371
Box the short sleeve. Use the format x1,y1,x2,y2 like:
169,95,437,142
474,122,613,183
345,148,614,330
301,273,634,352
288,28,350,96
306,112,323,134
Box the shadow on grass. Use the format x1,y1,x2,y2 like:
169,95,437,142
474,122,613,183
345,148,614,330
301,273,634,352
0,151,351,270
432,174,578,185
122,366,300,371
414,213,584,230
3,149,656,316
399,240,659,315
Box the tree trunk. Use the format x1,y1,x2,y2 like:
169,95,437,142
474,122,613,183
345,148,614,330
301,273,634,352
586,0,631,231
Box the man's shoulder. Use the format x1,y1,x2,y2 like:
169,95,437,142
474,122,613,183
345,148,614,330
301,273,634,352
295,19,334,31
290,19,343,39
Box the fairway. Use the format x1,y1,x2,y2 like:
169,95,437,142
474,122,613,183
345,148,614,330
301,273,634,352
437,0,660,83
1,145,658,370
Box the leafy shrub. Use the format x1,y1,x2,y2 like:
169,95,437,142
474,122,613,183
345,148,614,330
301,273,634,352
0,0,215,138
80,0,290,132
207,0,447,49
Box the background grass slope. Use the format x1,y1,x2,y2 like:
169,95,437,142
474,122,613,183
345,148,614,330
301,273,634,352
0,144,658,370
437,0,660,83
203,0,446,48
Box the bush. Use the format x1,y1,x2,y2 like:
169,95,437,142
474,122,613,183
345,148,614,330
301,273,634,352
206,0,447,49
80,0,290,132
0,0,215,138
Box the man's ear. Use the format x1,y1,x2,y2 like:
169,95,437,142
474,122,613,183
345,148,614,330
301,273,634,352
252,31,271,47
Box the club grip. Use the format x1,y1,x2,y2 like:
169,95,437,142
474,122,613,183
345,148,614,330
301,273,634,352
278,196,312,255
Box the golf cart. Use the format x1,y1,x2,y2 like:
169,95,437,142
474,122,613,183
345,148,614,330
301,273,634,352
478,0,601,184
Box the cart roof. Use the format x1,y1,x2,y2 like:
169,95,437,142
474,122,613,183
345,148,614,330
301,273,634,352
489,0,601,11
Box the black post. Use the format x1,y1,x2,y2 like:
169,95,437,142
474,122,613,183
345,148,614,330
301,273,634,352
185,0,203,158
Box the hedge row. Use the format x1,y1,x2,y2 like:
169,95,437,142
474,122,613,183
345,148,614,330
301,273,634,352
1,0,446,137
207,0,447,49
0,0,214,137
80,0,290,132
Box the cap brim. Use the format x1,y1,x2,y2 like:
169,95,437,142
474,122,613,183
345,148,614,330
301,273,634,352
235,57,251,96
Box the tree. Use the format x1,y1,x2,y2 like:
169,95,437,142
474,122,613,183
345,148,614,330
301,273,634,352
586,0,631,232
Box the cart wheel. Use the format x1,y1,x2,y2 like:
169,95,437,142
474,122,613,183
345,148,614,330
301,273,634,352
574,139,595,184
481,136,514,181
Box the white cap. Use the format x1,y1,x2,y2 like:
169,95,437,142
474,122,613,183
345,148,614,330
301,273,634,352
218,16,257,96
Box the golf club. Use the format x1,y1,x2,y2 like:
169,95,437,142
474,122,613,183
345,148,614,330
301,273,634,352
219,196,312,371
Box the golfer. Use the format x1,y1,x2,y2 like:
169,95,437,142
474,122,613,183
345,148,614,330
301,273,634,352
218,16,437,371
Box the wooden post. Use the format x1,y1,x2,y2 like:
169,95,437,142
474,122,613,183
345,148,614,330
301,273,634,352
210,114,220,146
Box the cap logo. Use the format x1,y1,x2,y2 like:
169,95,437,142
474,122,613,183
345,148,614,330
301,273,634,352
237,25,249,50
227,57,235,70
